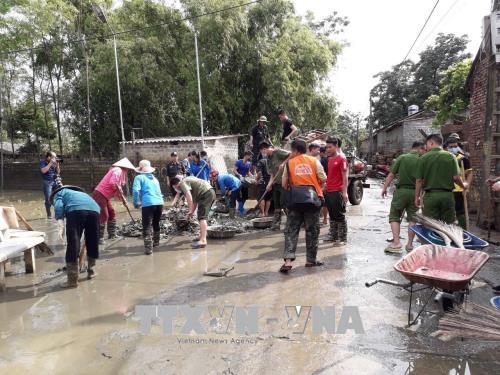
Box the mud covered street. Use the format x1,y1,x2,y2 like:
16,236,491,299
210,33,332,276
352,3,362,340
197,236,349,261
1,180,500,374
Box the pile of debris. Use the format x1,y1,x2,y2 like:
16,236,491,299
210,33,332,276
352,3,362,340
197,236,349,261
118,206,255,240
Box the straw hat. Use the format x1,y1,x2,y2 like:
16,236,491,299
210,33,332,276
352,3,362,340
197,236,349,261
135,160,155,174
257,115,268,123
112,157,136,170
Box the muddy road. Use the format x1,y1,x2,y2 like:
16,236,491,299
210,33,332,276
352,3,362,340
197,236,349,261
1,181,500,374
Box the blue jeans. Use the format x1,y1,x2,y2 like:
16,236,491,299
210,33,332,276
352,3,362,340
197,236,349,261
42,179,53,217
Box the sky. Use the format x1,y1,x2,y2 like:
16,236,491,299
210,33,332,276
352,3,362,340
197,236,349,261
293,0,491,117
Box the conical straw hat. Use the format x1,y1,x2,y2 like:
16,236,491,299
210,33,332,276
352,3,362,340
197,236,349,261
112,157,136,170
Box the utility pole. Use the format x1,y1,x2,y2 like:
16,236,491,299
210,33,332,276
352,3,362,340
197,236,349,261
194,32,205,150
355,116,360,156
368,97,374,162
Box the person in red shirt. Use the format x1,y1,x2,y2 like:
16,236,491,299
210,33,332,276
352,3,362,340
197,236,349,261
324,137,349,245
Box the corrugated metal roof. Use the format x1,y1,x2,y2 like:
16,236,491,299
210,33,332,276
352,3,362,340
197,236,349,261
121,134,244,145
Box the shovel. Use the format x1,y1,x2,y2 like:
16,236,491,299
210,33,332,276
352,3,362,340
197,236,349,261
245,175,277,217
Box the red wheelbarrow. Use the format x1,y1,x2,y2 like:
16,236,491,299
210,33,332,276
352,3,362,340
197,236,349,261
366,245,490,326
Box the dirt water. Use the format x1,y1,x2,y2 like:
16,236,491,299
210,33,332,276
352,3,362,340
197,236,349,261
0,184,500,374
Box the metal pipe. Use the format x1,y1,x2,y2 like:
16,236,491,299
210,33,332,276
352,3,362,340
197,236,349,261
365,278,412,288
194,32,205,150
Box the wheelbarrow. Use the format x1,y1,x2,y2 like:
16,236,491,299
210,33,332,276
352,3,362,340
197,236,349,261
366,244,490,326
410,224,490,250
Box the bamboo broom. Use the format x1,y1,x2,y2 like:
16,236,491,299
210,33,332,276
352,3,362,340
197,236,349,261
436,303,500,341
414,212,464,249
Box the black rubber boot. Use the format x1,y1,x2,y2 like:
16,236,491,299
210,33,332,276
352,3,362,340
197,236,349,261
60,262,79,288
87,257,97,279
144,228,153,255
271,211,282,231
153,231,160,247
324,222,338,242
107,219,118,240
99,224,105,245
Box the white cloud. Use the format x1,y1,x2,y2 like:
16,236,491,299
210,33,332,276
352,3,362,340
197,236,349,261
293,0,491,116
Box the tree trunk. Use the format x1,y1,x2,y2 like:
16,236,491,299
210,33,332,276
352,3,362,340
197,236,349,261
30,50,39,155
48,65,63,155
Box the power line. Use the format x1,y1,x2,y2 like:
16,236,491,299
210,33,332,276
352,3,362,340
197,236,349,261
1,0,261,57
402,0,441,62
416,0,461,49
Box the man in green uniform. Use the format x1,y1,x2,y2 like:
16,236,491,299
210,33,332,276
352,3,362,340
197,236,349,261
415,134,468,224
170,176,215,248
382,141,426,253
259,141,290,230
443,138,473,229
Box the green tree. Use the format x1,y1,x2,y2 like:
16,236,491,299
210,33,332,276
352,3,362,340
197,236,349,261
424,59,472,125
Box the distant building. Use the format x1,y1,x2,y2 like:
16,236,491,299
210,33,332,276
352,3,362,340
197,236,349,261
120,134,243,174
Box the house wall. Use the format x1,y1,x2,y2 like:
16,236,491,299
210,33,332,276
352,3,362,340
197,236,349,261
465,49,496,219
381,125,404,157
402,117,435,151
123,137,239,169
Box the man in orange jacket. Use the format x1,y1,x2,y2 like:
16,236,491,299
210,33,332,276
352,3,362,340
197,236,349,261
279,139,326,273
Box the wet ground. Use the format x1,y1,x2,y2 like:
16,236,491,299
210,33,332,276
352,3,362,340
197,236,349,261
1,181,500,374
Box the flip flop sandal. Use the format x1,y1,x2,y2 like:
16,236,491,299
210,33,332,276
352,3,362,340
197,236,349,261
279,264,292,273
191,242,207,249
405,245,414,252
192,237,200,242
492,285,500,295
384,245,402,253
305,261,324,267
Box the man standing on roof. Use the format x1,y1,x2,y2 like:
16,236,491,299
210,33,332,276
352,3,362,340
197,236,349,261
250,116,271,166
382,141,426,253
278,109,298,148
92,158,136,244
259,141,291,230
415,134,468,224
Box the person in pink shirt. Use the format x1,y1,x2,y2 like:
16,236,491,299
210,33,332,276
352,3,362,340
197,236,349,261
91,158,136,243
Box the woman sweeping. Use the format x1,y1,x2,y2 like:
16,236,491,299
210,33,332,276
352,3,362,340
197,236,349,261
133,160,164,255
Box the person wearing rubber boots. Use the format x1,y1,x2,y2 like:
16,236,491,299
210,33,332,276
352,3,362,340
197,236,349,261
381,141,425,253
443,138,473,229
170,176,216,248
92,158,136,244
51,184,100,288
133,160,164,255
211,170,242,219
415,134,468,224
233,151,254,215
259,141,290,230
279,139,326,273
324,137,349,246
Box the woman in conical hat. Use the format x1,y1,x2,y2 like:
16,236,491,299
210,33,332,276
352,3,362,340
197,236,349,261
91,157,136,244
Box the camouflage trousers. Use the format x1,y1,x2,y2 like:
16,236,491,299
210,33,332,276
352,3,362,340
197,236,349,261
283,208,321,263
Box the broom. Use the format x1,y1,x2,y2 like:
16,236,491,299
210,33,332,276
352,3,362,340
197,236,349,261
414,212,464,249
15,209,54,255
435,303,500,341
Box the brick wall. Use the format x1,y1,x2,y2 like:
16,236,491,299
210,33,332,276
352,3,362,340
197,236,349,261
2,160,114,191
465,49,495,217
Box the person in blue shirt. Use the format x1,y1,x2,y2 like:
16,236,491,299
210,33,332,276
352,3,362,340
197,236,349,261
50,184,100,288
233,151,254,215
210,170,241,218
39,151,59,218
133,160,164,255
190,152,210,180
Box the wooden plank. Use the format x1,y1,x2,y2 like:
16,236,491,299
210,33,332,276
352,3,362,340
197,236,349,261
24,247,35,274
0,262,6,292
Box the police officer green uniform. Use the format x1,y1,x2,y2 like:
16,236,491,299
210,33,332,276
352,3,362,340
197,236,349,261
415,147,460,224
388,151,420,223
